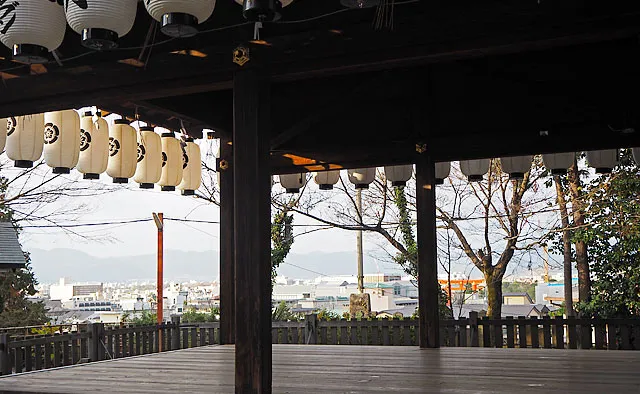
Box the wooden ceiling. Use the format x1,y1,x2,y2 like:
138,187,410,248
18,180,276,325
1,0,640,173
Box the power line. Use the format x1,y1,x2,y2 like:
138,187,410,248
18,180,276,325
280,262,331,278
20,218,153,229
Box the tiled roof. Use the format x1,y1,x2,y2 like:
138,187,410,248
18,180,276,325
0,222,25,270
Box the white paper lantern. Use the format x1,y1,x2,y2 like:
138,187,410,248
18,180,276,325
384,165,413,187
145,0,216,37
542,152,575,175
65,0,138,50
178,139,202,196
77,111,109,179
134,126,162,189
235,0,294,22
633,148,640,167
0,118,6,153
43,110,80,174
279,173,306,193
459,159,490,182
314,170,340,190
348,168,376,189
107,119,137,183
435,162,451,185
499,155,532,180
159,132,184,191
586,149,617,174
0,0,66,64
235,0,295,5
6,114,44,168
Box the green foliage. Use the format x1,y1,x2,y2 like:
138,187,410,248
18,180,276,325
0,176,15,223
317,308,340,321
392,187,418,278
502,281,537,301
0,176,48,328
412,288,452,320
575,150,640,318
272,301,302,322
0,251,48,328
271,210,294,285
549,304,565,318
123,310,157,325
181,307,219,323
391,187,451,319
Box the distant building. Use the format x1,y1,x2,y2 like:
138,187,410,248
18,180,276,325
0,222,26,272
535,280,579,306
454,303,551,318
50,278,103,302
503,292,534,305
364,273,402,283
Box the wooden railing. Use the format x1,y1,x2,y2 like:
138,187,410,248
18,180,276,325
273,312,640,349
0,319,220,376
1,313,638,376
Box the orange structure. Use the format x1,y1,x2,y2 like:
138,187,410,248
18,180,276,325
438,279,486,292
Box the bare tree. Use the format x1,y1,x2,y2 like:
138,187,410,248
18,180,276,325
567,159,591,307
1,158,118,239
436,159,555,318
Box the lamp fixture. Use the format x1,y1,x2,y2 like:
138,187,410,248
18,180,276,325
340,0,380,9
235,0,294,22
145,0,217,38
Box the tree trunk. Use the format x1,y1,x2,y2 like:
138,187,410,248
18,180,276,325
567,161,591,308
485,270,503,319
554,176,575,317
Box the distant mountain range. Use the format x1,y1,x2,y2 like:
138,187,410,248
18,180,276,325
28,248,405,284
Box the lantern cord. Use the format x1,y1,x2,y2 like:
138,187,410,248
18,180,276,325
51,51,64,67
137,21,157,63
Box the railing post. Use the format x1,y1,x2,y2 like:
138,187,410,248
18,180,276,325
469,312,479,347
0,334,10,375
171,316,181,350
305,314,318,344
88,323,104,362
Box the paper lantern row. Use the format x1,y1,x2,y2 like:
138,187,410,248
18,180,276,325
459,150,637,182
0,0,296,63
0,112,201,195
278,166,414,194
272,149,640,193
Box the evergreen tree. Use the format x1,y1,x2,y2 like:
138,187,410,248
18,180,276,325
0,175,48,328
576,150,640,318
271,209,294,285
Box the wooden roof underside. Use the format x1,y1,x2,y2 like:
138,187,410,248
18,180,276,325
1,0,640,173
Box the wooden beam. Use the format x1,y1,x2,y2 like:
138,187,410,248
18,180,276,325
415,153,440,348
219,135,235,345
233,69,272,393
2,3,639,119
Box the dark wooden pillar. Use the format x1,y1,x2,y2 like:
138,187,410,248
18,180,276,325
416,153,440,348
219,134,235,345
233,69,272,393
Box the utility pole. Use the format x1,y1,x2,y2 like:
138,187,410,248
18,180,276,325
543,245,550,283
153,213,164,330
356,189,364,293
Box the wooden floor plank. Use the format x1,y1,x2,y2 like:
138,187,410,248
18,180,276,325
0,345,639,393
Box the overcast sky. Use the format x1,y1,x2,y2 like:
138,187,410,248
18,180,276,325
1,133,369,261
1,112,578,281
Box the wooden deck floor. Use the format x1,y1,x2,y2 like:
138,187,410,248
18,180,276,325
1,345,639,393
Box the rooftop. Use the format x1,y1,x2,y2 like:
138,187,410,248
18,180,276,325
0,222,25,271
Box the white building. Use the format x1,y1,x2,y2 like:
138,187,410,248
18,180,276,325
50,278,104,302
